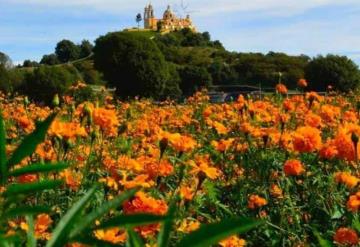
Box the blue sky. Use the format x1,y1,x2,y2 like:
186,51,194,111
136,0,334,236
1,0,360,65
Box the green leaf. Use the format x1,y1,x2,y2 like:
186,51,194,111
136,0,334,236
176,217,263,247
69,188,138,239
71,236,121,247
3,180,63,197
26,215,37,247
352,217,360,232
0,110,7,184
1,205,51,220
157,199,177,247
0,234,21,247
8,162,68,177
96,214,167,230
46,186,98,247
126,228,144,247
6,113,56,168
313,230,334,247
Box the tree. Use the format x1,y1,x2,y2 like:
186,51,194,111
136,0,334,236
93,32,178,99
305,55,360,92
179,65,212,96
136,13,142,30
79,40,94,58
0,64,10,92
55,40,80,63
23,60,39,67
40,54,60,65
0,52,13,69
22,65,80,104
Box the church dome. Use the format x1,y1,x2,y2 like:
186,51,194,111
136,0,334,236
163,5,175,20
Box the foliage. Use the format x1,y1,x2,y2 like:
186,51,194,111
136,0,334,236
21,65,80,104
40,54,60,66
79,40,94,59
93,32,179,99
178,65,212,96
305,54,360,92
55,40,81,63
0,51,13,69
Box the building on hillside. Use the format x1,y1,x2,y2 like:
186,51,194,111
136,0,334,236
143,4,196,32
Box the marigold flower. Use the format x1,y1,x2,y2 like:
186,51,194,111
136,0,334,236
94,228,126,244
276,83,288,94
297,78,308,88
334,227,359,246
177,219,200,233
211,138,234,152
180,185,194,201
219,236,246,247
123,192,168,236
335,172,359,189
270,184,283,198
92,107,119,136
189,155,221,180
347,191,360,212
283,159,305,176
248,195,267,209
292,126,322,153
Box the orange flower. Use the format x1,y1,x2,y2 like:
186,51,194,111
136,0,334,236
211,138,234,152
180,186,194,201
123,192,168,236
59,169,82,190
219,236,246,247
334,227,359,246
293,126,322,153
177,219,200,233
18,174,38,183
34,214,53,240
189,155,221,180
213,121,229,135
283,159,305,176
270,184,283,198
49,120,87,141
160,131,197,153
319,141,338,160
94,228,126,244
276,83,288,94
335,172,359,189
248,195,267,209
297,78,308,88
347,191,360,212
93,107,119,136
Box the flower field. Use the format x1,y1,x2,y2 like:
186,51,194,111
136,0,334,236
1,89,360,246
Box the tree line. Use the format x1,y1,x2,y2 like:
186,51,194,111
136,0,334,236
1,28,360,104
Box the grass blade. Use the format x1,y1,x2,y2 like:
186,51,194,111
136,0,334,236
176,217,263,247
3,180,63,197
157,199,177,247
313,229,334,247
26,215,37,247
69,188,138,239
6,113,56,168
46,186,98,247
2,205,51,220
0,110,7,184
8,162,68,177
126,228,144,247
96,214,167,230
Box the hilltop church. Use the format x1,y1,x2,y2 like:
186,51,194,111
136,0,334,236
143,4,196,32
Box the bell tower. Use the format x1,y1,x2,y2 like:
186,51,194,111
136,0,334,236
144,3,155,29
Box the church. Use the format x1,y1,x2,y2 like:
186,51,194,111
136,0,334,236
143,4,196,32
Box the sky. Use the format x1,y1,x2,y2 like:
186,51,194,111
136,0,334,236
1,0,360,65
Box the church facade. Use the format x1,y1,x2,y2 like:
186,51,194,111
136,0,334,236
144,4,196,32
